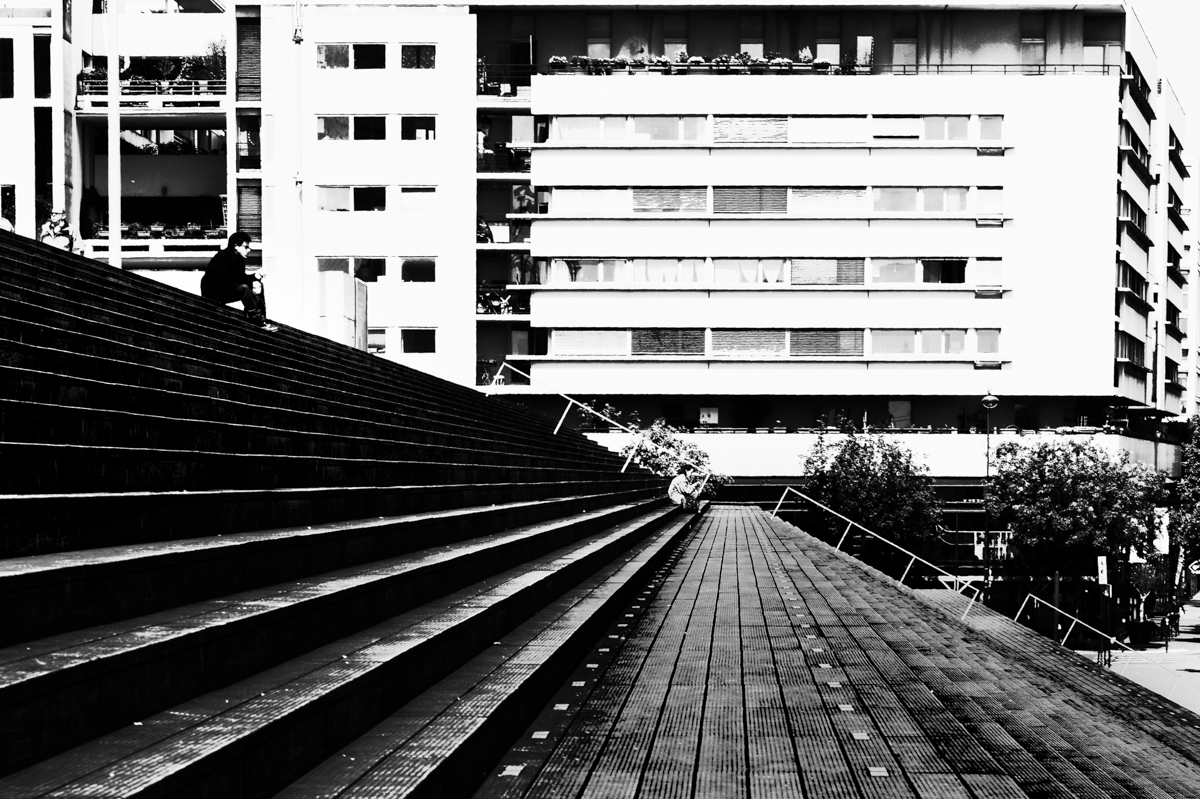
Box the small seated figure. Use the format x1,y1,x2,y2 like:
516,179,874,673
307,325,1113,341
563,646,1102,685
201,231,278,332
668,462,702,511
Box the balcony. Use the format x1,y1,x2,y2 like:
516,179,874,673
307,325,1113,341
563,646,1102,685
476,216,531,249
477,149,531,177
1170,146,1190,178
1168,204,1189,233
77,78,226,110
477,286,531,317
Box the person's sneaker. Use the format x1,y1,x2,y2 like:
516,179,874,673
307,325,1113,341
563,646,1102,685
259,321,279,332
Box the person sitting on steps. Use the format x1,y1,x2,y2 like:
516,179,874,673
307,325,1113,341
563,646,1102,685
202,231,278,332
668,462,703,511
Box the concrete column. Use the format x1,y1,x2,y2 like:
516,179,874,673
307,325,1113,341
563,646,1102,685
105,4,121,269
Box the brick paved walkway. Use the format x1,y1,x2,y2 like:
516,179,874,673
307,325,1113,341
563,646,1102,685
476,505,1200,798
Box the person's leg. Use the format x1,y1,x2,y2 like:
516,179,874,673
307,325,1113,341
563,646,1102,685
232,283,265,324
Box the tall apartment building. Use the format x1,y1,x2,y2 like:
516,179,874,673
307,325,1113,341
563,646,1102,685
2,0,1193,476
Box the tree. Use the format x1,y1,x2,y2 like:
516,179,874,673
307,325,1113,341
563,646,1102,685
619,418,729,500
986,439,1166,575
800,433,942,545
1171,416,1200,565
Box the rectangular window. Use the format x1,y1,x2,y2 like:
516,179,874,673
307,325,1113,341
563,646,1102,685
790,258,864,285
816,13,840,64
921,329,965,354
791,330,863,356
586,13,611,60
354,257,386,282
790,188,867,214
400,187,435,211
0,39,12,98
713,187,787,214
318,186,352,211
353,186,387,211
977,329,1001,355
922,187,968,213
317,257,349,272
633,117,684,142
553,330,628,356
33,34,50,98
353,117,386,140
353,44,386,69
979,116,1003,141
739,14,764,58
317,44,350,69
631,329,705,355
401,116,436,140
401,45,436,69
0,184,14,227
872,330,916,354
663,13,688,60
892,13,917,71
712,329,784,355
873,188,917,212
631,187,706,213
317,116,349,140
714,259,761,284
924,116,968,141
401,329,436,353
401,258,435,282
872,259,917,283
922,259,967,284
713,117,787,143
789,117,868,143
872,116,922,139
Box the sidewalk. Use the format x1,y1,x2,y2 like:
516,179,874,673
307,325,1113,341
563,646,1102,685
1101,592,1200,715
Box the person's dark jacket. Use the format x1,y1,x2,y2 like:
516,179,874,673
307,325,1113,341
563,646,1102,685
202,246,249,293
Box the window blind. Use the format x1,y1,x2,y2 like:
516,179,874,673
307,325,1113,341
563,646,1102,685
790,188,866,214
713,117,788,143
790,330,864,356
631,329,705,355
553,330,628,356
789,258,864,285
713,186,786,214
711,330,785,354
632,187,706,213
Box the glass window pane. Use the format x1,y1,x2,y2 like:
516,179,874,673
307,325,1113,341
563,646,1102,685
761,259,786,284
874,187,917,212
354,186,387,211
947,116,969,140
979,116,1003,140
556,117,601,141
586,41,611,60
317,257,349,272
946,187,968,212
353,117,386,140
401,258,435,282
945,330,965,354
679,258,702,283
816,42,840,63
872,259,917,282
923,188,944,212
401,116,436,140
646,259,677,282
318,44,349,69
318,116,349,140
681,117,707,141
873,330,916,354
353,257,386,282
401,45,435,69
714,259,747,283
977,329,1000,354
924,116,945,141
401,329,436,352
601,117,626,141
633,117,680,141
318,186,351,211
353,44,386,70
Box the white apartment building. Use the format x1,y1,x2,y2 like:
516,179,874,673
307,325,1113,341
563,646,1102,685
1,0,1193,476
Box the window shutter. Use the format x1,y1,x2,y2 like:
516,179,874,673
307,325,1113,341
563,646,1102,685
713,186,786,214
713,117,788,143
790,188,866,214
631,329,705,355
711,330,785,354
837,259,865,284
790,330,863,356
631,187,706,212
553,330,628,355
236,18,261,101
237,183,262,240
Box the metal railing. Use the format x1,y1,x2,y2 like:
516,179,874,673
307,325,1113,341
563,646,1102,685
78,78,227,96
484,361,712,488
771,486,982,618
477,151,531,174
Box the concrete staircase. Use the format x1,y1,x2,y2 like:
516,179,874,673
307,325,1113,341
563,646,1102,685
0,232,699,796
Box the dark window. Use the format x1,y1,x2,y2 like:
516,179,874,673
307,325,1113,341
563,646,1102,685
317,257,349,272
33,35,50,98
922,259,967,284
317,44,349,69
401,116,436,140
631,329,704,355
790,330,864,356
354,257,386,282
401,45,436,69
402,329,436,352
353,117,386,140
401,258,435,282
713,187,787,214
0,39,13,98
353,186,387,211
318,116,349,140
1,185,14,227
354,44,386,69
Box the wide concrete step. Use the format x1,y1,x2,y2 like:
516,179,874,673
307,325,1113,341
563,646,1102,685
277,510,696,799
0,361,621,468
0,478,664,558
0,281,581,448
0,312,608,464
0,504,687,794
0,398,614,475
0,439,629,495
0,488,660,645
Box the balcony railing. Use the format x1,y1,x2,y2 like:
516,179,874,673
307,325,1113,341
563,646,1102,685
477,150,531,174
79,78,227,96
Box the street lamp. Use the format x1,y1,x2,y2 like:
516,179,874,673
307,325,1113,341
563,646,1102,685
981,393,999,583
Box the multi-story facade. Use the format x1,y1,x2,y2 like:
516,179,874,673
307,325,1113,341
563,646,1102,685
2,0,1194,476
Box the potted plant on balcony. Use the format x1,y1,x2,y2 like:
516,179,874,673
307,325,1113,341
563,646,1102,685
711,53,732,72
611,55,629,73
812,58,831,73
839,52,860,75
651,54,672,74
569,55,589,73
748,55,768,74
769,55,794,73
548,55,569,72
732,52,753,73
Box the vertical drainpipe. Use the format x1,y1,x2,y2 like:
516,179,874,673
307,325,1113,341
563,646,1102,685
105,0,121,269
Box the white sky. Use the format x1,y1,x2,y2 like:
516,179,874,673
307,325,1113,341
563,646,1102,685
1128,0,1199,135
